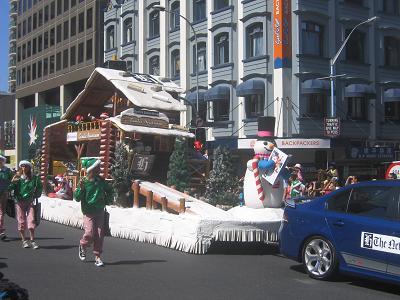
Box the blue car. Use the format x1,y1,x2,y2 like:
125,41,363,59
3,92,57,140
279,180,400,284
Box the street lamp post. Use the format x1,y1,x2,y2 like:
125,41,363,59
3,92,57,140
329,16,378,118
153,5,200,115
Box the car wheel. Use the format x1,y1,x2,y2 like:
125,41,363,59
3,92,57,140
302,236,338,280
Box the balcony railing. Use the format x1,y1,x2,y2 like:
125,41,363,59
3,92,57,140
10,7,17,14
9,47,16,54
9,33,16,41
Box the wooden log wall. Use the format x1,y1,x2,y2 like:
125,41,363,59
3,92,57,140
99,120,115,179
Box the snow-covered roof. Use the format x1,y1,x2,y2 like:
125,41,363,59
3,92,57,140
109,116,194,138
61,68,186,120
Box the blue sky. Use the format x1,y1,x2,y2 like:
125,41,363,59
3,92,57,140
0,1,10,92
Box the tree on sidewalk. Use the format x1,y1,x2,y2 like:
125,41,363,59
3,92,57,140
205,146,239,206
167,138,189,192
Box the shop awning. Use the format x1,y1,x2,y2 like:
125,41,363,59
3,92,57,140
345,84,375,98
236,79,265,97
204,85,230,101
384,88,400,102
109,116,195,138
301,79,330,94
62,68,186,121
185,91,206,105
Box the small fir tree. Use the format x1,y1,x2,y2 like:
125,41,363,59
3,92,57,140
110,142,131,206
167,138,189,192
205,146,239,206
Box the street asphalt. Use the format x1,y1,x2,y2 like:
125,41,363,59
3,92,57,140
1,216,399,300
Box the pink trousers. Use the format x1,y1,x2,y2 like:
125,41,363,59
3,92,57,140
80,211,105,256
16,201,36,232
0,192,8,233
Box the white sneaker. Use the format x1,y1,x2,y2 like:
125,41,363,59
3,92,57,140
22,240,30,248
31,241,39,249
0,233,6,241
94,258,104,267
78,245,86,261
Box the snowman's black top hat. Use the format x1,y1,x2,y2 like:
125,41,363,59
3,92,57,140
258,116,275,138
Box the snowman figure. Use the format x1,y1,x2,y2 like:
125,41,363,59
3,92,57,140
243,117,286,209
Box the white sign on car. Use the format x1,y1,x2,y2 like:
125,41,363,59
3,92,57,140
361,232,400,255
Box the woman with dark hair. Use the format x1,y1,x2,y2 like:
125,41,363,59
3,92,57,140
11,160,42,249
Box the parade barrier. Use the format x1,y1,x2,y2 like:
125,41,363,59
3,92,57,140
39,193,283,254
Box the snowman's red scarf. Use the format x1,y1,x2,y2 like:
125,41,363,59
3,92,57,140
251,153,271,202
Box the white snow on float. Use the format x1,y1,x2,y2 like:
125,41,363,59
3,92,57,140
39,196,283,254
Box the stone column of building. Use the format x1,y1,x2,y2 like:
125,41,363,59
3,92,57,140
159,0,168,77
237,2,245,139
206,0,214,142
138,1,145,73
179,1,189,128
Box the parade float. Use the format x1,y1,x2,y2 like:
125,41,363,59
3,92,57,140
38,67,285,254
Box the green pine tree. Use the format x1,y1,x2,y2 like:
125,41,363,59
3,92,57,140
167,138,189,192
205,146,239,206
110,142,131,206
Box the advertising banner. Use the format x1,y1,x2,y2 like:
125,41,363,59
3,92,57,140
273,0,292,69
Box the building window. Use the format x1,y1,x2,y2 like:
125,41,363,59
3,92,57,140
64,0,69,12
71,16,76,36
38,35,42,52
78,42,84,63
44,31,49,49
171,49,180,78
246,23,264,58
50,55,55,74
71,0,76,7
245,95,264,118
63,49,68,69
27,41,31,57
27,65,31,82
17,46,21,62
86,39,92,60
50,1,55,19
345,29,365,63
149,56,160,75
193,42,207,72
106,26,115,50
87,8,93,29
347,97,367,120
214,33,229,66
18,23,21,38
50,28,55,46
384,36,400,68
56,24,61,43
79,12,84,33
22,44,26,60
213,99,230,121
193,0,206,22
385,102,400,121
305,94,327,118
43,57,48,76
383,0,400,15
70,46,76,66
56,52,61,71
32,62,36,80
23,20,26,35
22,67,25,84
32,38,36,54
123,18,133,44
344,0,363,5
170,1,180,30
214,0,229,11
57,0,61,15
64,20,69,40
44,5,49,23
301,22,323,56
149,11,159,38
33,13,37,30
127,60,133,72
28,16,32,33
38,60,42,77
39,9,43,26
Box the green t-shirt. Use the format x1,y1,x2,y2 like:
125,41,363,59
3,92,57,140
74,176,114,215
11,175,43,202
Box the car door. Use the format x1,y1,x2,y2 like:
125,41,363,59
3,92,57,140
386,189,400,277
325,185,398,274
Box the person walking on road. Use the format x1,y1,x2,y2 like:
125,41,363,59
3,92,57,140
0,155,13,240
74,158,113,267
10,160,42,249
